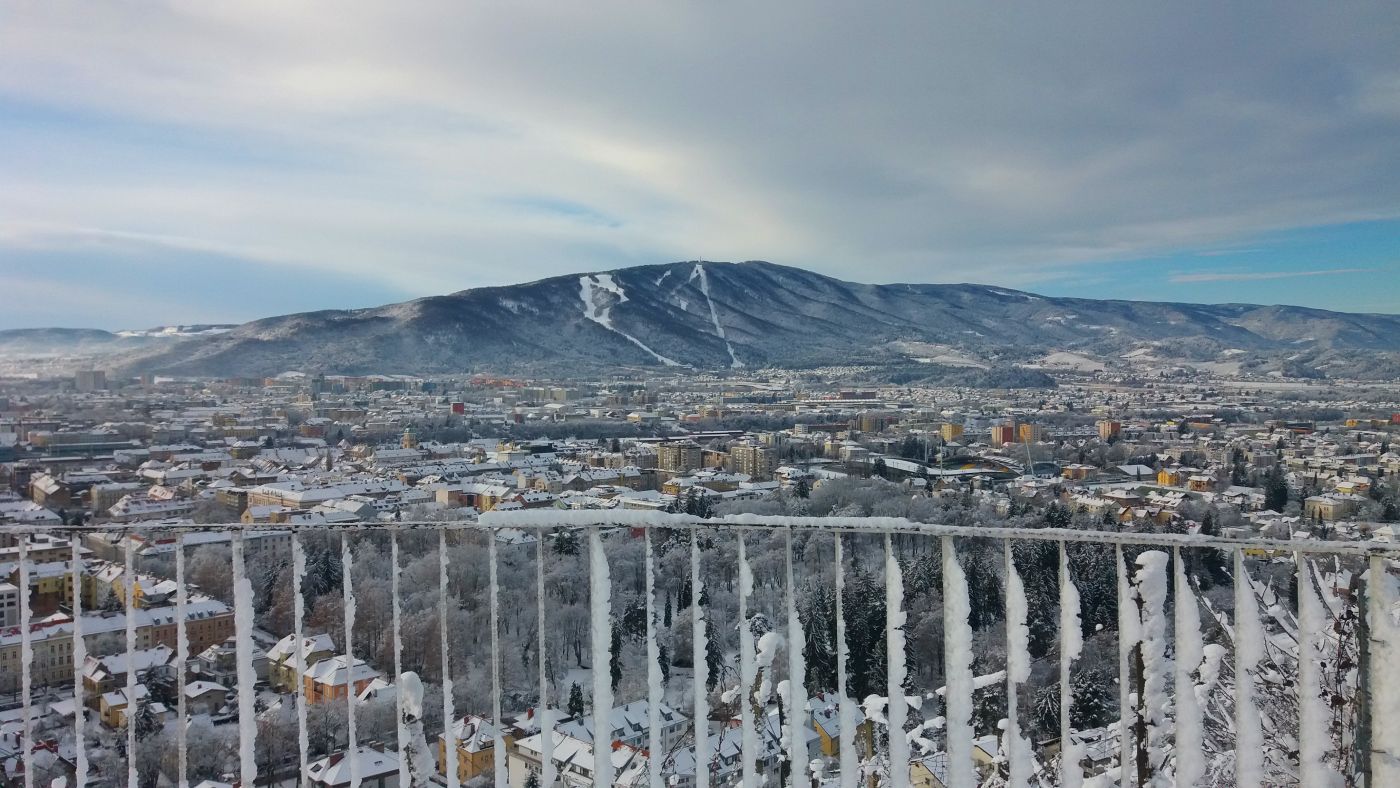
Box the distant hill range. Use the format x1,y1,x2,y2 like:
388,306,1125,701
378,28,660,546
5,261,1399,381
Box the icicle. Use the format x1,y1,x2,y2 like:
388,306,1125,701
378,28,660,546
70,535,87,786
175,533,188,788
1173,548,1206,788
534,529,551,788
233,531,258,786
786,528,810,788
392,531,408,787
836,533,856,788
18,536,32,788
1059,542,1084,788
589,528,615,787
399,670,433,783
125,536,138,788
942,536,974,788
1003,541,1033,788
738,532,757,788
1116,544,1137,784
1367,554,1400,785
1296,555,1341,787
342,531,359,788
1233,550,1265,788
441,529,460,788
885,533,909,788
489,531,506,787
294,531,310,786
645,528,664,788
691,528,709,788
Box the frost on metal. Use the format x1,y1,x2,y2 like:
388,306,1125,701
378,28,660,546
885,533,909,788
738,533,758,788
1367,554,1400,785
1232,550,1266,788
342,532,360,788
835,534,857,788
125,538,138,788
589,528,615,788
941,537,974,788
1172,548,1206,788
19,537,33,788
1116,544,1138,784
690,529,710,788
232,532,259,787
786,529,810,787
1131,550,1171,785
442,530,461,788
1002,541,1033,788
1295,556,1342,787
1059,542,1084,788
646,528,665,788
69,536,88,786
489,533,506,788
293,532,311,785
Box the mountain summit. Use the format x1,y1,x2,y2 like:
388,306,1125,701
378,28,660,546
71,260,1400,378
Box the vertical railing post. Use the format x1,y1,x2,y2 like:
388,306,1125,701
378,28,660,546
174,532,188,788
1116,544,1135,786
589,526,614,787
70,534,88,786
18,535,33,788
942,536,973,788
1173,547,1204,788
885,532,909,788
738,532,757,788
124,536,137,788
342,529,359,788
645,527,664,788
489,529,505,787
232,529,257,787
835,533,856,788
441,529,459,788
1233,549,1265,788
1059,542,1083,788
1367,553,1400,785
293,530,310,786
786,527,809,788
391,531,407,786
534,528,552,788
1003,540,1031,788
691,527,709,788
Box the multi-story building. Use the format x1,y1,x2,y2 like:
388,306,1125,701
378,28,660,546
1097,420,1122,440
1017,423,1046,444
656,440,703,474
990,424,1017,447
730,443,776,480
940,423,964,443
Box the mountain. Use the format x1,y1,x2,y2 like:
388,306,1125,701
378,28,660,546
30,261,1400,380
0,325,237,359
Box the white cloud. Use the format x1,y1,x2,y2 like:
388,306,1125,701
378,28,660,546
1168,268,1374,283
2,0,1399,298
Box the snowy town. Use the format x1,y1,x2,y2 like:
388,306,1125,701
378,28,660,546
0,369,1397,786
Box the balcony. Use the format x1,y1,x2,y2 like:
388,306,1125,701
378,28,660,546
2,511,1399,787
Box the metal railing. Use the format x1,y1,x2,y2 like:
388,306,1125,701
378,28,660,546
5,511,1400,787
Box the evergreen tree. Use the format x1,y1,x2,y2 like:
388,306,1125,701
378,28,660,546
873,457,889,480
552,527,581,556
663,593,672,628
658,643,671,684
793,476,811,499
567,682,585,718
1264,465,1290,512
610,627,623,692
705,616,722,690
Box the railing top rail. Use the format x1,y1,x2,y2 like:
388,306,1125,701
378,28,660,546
5,511,1400,556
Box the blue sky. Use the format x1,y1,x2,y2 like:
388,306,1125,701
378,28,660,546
3,2,1399,329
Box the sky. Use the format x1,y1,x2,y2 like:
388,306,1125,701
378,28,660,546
3,1,1400,329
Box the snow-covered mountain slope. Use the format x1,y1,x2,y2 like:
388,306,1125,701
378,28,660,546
91,260,1400,377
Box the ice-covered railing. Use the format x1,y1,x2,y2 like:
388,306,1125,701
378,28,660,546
7,512,1400,787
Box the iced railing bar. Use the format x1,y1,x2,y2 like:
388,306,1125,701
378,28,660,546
69,535,88,786
589,528,614,787
233,531,258,786
1116,544,1136,786
1003,540,1032,788
125,537,138,788
645,528,664,788
175,533,188,788
442,528,461,788
294,531,311,785
342,529,359,788
1234,549,1266,787
489,533,506,788
885,532,909,788
834,533,856,788
942,536,974,788
737,532,757,788
1172,547,1205,788
392,531,407,787
786,528,809,788
1366,553,1400,785
23,514,1400,556
533,529,552,788
1059,541,1083,788
19,535,32,788
690,528,709,788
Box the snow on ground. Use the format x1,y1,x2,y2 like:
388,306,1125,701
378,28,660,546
690,264,743,368
578,274,681,366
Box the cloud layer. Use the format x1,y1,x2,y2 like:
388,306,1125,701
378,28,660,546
3,1,1400,325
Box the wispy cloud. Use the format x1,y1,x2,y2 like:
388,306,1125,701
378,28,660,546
1169,267,1373,283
